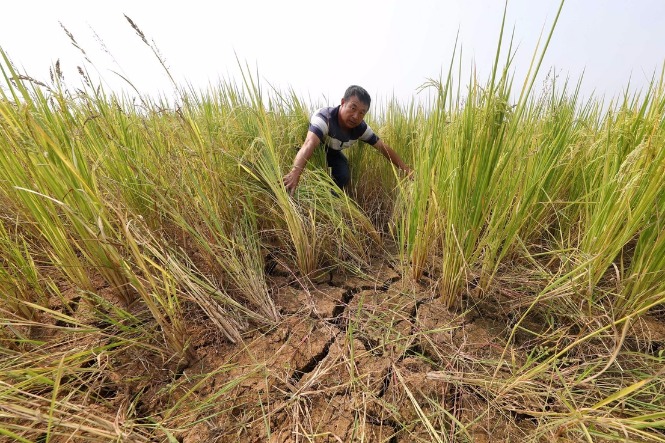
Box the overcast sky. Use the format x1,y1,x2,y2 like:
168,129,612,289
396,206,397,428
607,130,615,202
2,0,664,107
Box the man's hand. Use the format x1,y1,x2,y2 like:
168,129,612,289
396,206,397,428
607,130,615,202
373,140,413,180
284,132,320,195
283,168,302,195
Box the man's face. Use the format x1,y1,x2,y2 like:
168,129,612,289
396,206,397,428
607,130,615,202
338,95,369,130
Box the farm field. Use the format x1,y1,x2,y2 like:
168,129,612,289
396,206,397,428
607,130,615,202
1,19,665,442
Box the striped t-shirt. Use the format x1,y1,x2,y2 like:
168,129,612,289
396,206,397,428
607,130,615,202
308,106,379,151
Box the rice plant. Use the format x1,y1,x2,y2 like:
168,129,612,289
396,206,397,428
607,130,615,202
1,4,665,440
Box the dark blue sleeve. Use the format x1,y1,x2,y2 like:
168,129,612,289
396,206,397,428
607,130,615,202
308,124,324,140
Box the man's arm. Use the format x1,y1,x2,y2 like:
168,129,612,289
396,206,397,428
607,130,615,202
372,139,412,175
283,130,321,194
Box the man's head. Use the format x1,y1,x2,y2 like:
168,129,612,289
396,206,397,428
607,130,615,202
339,85,371,130
343,85,371,108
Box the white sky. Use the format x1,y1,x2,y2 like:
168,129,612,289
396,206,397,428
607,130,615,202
2,0,664,107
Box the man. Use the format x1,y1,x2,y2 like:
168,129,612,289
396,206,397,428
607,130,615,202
283,85,412,194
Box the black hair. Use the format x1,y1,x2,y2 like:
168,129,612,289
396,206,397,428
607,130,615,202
343,85,371,108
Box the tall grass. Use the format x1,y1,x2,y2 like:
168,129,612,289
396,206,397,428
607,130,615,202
388,3,573,305
385,0,665,320
1,4,665,440
0,219,47,321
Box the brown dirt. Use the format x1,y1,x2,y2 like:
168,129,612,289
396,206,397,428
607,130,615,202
167,261,551,442
158,260,661,443
12,260,665,443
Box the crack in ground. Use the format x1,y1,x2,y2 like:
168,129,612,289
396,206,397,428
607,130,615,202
366,414,401,442
378,364,393,398
378,275,402,292
286,272,403,388
330,274,403,330
278,266,416,438
508,409,539,425
400,342,440,367
330,287,362,329
356,333,383,356
54,295,82,327
63,295,81,316
289,333,338,385
286,272,402,390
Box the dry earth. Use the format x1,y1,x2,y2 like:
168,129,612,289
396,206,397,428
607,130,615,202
174,260,664,442
21,259,665,443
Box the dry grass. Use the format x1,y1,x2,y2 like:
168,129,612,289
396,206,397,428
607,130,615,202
1,9,665,441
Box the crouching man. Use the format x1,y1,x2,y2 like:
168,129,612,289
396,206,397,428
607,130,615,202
283,85,412,194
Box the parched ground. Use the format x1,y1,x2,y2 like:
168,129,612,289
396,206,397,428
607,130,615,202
18,259,665,443
148,260,664,443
